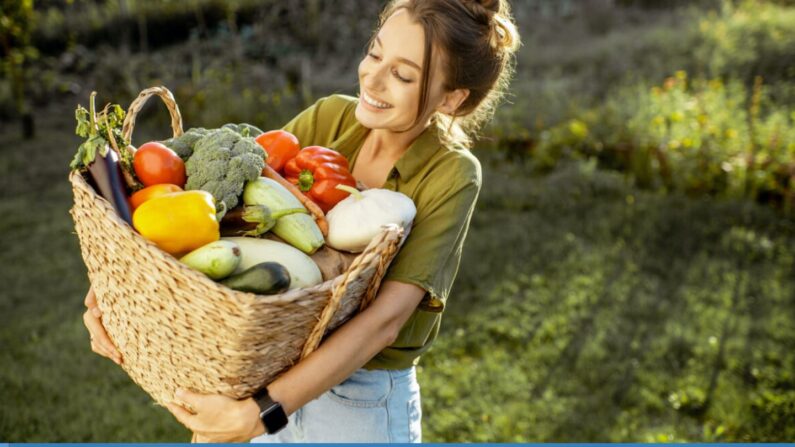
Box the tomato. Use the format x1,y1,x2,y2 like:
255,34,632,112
133,142,187,187
129,183,183,212
255,130,301,173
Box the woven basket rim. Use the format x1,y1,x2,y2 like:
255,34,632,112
69,169,338,304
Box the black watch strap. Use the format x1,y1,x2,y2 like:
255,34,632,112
252,387,288,435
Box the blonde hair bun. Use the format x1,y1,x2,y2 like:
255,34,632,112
492,13,520,53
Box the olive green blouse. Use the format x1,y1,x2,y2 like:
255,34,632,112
282,95,481,370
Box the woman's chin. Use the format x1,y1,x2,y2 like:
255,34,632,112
355,103,384,129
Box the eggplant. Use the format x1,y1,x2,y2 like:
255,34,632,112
87,145,133,225
220,205,307,237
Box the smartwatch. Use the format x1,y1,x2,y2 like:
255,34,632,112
252,387,288,435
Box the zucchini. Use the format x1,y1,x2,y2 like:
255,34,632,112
220,262,290,295
179,240,241,280
243,177,325,254
222,237,323,289
220,205,307,237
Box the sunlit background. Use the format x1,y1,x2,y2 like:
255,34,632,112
1,0,794,442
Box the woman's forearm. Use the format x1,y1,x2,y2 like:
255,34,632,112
265,280,425,416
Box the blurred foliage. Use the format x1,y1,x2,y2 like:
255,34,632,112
513,0,795,210
1,0,38,137
420,156,795,442
533,71,795,208
695,0,795,83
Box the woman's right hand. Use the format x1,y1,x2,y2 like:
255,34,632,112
83,287,123,365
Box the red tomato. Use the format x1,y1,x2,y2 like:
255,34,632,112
255,130,300,172
133,142,187,187
129,183,183,212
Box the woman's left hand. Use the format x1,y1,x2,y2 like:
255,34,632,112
165,389,265,443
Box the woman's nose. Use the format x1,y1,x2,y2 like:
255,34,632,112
363,62,388,91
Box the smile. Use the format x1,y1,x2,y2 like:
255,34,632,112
362,92,393,109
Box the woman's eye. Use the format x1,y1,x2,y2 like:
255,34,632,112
393,70,412,83
368,52,381,61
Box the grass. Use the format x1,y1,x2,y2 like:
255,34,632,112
1,102,793,441
423,157,795,442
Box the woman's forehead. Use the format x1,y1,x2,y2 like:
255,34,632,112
377,9,425,67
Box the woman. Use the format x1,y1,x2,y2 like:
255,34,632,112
83,0,519,442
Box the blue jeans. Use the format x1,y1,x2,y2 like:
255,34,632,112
251,367,422,443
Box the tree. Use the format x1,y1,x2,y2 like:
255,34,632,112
0,0,37,139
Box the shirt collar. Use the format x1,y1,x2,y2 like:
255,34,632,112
393,124,442,181
338,120,443,182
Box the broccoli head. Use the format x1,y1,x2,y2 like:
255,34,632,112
162,127,210,161
183,127,266,217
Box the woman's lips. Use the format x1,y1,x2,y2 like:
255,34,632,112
361,91,393,110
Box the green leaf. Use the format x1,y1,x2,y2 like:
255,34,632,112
75,105,91,138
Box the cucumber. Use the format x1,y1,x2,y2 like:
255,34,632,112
180,240,242,280
220,262,291,295
243,177,325,254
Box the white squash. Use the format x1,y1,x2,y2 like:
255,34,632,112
326,185,416,253
221,237,323,289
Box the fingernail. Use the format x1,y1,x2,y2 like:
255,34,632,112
92,308,101,317
176,389,186,398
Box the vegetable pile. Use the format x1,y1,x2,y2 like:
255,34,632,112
71,91,416,297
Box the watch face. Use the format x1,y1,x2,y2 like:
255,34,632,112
261,404,288,434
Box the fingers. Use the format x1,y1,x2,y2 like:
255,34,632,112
90,339,115,360
83,308,122,364
175,389,204,410
166,402,197,430
84,287,97,308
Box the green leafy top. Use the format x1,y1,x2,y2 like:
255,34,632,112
70,92,129,171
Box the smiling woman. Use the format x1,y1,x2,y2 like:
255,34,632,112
80,0,520,443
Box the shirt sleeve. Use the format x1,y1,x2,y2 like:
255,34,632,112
384,177,481,309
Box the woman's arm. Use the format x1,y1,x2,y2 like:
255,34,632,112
167,280,426,441
268,280,425,415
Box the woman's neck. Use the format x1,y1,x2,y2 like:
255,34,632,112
365,121,430,160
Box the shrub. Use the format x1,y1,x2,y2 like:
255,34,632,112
529,69,795,209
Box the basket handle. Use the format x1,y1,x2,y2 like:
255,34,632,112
122,86,184,144
299,224,407,360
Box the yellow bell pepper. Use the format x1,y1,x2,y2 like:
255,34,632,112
133,190,220,256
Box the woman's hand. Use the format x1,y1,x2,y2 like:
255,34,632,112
165,389,265,443
82,287,122,365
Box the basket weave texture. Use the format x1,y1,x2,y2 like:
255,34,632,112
69,87,406,406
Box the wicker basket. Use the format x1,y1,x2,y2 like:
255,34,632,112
69,87,407,406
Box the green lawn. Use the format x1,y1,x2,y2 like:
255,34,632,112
1,106,794,442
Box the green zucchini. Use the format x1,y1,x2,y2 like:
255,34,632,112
180,240,241,280
220,262,291,295
243,177,325,254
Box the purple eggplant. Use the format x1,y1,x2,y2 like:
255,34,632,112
72,92,134,226
87,146,133,226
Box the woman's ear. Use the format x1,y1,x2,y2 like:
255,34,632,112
437,88,470,115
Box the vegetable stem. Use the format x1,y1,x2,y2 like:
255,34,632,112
89,91,97,136
270,208,309,219
335,184,363,200
298,170,314,192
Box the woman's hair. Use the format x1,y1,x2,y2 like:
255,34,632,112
373,0,521,148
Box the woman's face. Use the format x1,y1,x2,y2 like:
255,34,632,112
355,9,448,132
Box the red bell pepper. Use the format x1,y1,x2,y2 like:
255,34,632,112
283,146,357,213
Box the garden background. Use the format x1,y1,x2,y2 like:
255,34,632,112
1,0,794,442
